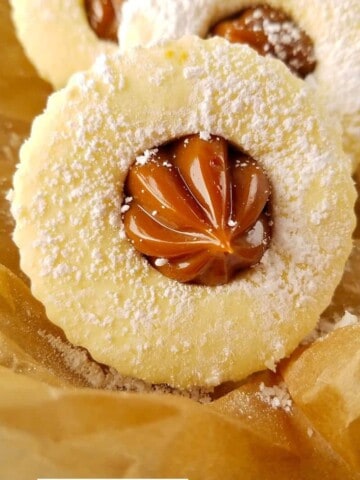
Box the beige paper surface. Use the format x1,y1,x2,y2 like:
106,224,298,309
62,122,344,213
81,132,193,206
282,326,360,471
0,364,358,480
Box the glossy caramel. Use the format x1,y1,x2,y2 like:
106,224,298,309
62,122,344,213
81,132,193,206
84,0,121,42
211,4,316,78
123,135,271,286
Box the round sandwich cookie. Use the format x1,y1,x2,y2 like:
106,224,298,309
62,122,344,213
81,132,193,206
12,36,356,389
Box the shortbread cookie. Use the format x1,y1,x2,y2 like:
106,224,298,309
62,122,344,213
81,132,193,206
12,36,355,388
120,0,360,165
10,0,123,89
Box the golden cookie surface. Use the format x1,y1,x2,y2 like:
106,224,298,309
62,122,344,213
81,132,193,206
12,37,355,388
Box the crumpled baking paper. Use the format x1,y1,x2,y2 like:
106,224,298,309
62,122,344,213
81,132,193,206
2,262,359,479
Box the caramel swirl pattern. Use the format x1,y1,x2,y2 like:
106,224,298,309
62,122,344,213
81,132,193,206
123,135,271,286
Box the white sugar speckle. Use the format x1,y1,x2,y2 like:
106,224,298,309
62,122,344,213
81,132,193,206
333,311,359,330
5,189,13,202
136,148,158,165
120,204,130,213
199,130,211,141
154,258,168,267
227,219,237,227
183,66,204,79
247,221,264,246
257,382,292,412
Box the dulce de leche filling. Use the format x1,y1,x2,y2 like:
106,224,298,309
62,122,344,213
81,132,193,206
211,4,316,78
84,0,122,42
122,135,272,286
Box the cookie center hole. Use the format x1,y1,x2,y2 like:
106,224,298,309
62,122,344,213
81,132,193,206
210,4,316,78
84,0,123,42
121,134,272,286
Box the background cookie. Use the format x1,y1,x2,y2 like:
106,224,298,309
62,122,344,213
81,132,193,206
10,0,122,88
120,0,360,166
12,36,355,388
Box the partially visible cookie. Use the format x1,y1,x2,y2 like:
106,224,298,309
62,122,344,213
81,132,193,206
12,37,355,388
10,0,123,88
120,0,360,166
